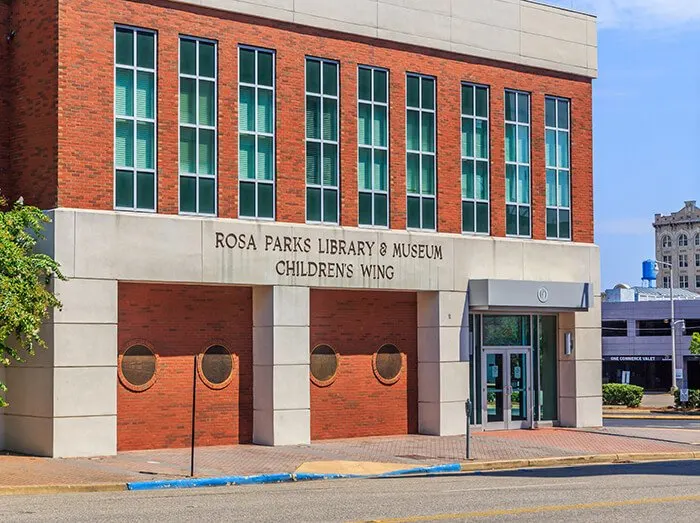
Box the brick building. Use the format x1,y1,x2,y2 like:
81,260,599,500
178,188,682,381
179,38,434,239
0,0,602,457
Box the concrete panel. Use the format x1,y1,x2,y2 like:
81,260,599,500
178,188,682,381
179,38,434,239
53,367,117,417
452,237,495,289
520,32,588,70
383,0,451,16
450,18,520,55
575,360,602,398
199,0,295,22
575,396,602,428
53,415,117,457
558,396,576,427
73,211,203,282
272,286,309,327
417,292,440,328
558,359,576,399
493,240,525,280
37,210,75,278
254,408,310,446
418,401,466,436
253,327,274,367
417,291,466,328
272,365,310,410
53,324,118,367
440,362,469,403
520,2,587,43
253,364,273,411
572,326,601,361
378,1,451,41
295,0,377,26
522,242,592,283
452,0,520,30
417,327,461,363
273,409,310,445
272,327,310,365
418,362,439,404
166,0,596,78
52,278,117,324
575,295,601,329
3,367,53,418
2,415,53,456
293,12,377,38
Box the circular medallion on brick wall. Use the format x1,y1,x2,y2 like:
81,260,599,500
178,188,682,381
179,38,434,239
310,344,338,386
373,344,402,385
119,344,157,392
198,345,235,389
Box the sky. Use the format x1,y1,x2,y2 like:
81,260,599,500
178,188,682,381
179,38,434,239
542,0,700,288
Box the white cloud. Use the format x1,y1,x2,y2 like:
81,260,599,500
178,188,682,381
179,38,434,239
544,0,700,29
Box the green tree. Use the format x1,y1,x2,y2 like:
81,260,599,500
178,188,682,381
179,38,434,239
0,193,65,407
690,332,700,356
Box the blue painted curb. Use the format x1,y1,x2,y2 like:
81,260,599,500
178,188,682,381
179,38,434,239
126,463,462,491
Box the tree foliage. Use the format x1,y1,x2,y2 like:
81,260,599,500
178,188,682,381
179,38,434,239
0,193,65,407
690,332,700,356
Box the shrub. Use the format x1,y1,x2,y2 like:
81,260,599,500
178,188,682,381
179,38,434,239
602,383,644,407
673,389,700,409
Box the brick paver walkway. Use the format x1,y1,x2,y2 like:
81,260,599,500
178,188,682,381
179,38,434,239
2,427,698,488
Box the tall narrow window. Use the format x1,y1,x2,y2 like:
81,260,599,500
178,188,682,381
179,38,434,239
179,37,217,215
545,97,571,239
115,26,156,211
239,46,275,219
306,57,339,224
358,66,389,227
505,90,530,236
461,83,489,233
406,73,436,230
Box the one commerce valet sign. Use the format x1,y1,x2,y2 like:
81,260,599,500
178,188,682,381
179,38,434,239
213,227,447,286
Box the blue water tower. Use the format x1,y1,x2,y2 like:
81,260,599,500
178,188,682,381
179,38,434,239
642,259,658,288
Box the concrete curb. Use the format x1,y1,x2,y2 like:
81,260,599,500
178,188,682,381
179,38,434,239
126,463,462,491
459,452,700,472
0,483,126,497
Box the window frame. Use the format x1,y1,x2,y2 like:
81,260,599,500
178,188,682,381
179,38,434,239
602,320,628,338
662,275,670,288
357,64,390,229
680,274,689,288
238,44,276,220
305,56,340,225
460,82,490,235
662,235,672,248
405,72,437,232
113,25,158,213
545,95,571,240
504,89,531,238
679,233,689,247
177,35,218,216
680,254,688,268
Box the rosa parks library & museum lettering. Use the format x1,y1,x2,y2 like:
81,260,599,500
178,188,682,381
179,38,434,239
214,232,443,281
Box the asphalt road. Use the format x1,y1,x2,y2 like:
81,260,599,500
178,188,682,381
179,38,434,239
604,417,700,430
2,460,700,522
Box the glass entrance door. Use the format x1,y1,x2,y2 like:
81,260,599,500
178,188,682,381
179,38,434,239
482,349,531,430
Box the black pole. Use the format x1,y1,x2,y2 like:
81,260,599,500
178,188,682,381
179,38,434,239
465,399,472,460
190,354,197,477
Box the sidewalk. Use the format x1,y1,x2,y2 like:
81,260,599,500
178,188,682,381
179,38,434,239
2,427,698,491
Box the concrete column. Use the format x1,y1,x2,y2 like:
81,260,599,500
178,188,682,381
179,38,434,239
417,291,470,435
252,285,310,446
558,295,603,428
3,278,118,457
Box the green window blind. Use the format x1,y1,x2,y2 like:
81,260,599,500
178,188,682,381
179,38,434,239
238,46,275,219
306,57,338,224
114,26,156,211
179,37,217,215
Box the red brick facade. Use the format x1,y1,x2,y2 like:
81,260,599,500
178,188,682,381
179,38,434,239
310,290,418,440
117,283,253,451
1,0,593,242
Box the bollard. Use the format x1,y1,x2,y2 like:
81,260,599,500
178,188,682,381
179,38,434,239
465,399,472,460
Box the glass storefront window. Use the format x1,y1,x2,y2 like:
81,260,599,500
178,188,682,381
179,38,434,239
483,315,530,346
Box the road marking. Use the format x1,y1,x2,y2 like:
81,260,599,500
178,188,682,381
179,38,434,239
355,494,700,522
442,481,589,493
